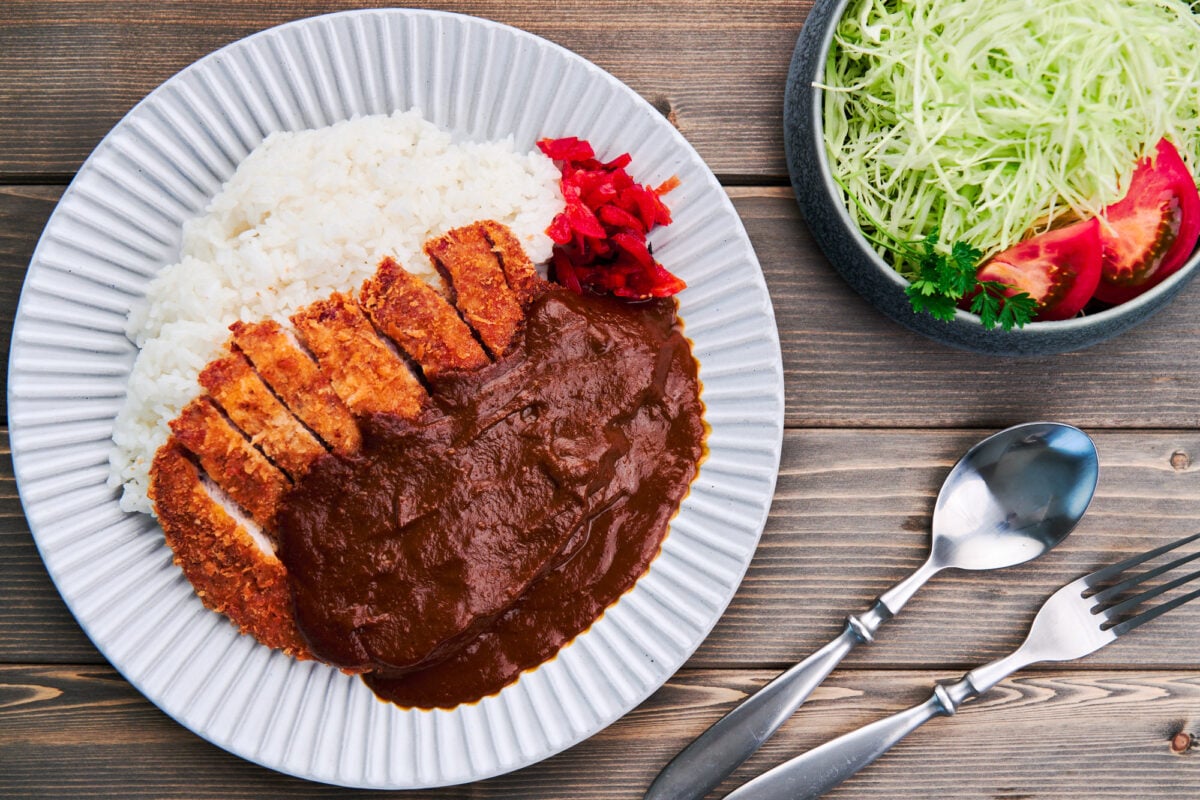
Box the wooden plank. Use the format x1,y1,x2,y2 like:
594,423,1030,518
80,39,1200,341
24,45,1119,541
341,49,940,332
0,0,806,178
1,664,1197,798
5,187,1200,428
6,428,1200,669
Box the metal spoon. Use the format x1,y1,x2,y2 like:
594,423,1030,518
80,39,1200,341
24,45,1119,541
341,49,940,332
643,422,1099,800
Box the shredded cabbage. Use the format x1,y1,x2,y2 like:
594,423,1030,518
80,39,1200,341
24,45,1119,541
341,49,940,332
822,0,1200,275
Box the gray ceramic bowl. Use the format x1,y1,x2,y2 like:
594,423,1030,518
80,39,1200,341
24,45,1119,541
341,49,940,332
784,0,1200,356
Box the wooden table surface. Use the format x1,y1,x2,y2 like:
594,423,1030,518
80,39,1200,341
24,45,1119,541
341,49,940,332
3,2,1200,797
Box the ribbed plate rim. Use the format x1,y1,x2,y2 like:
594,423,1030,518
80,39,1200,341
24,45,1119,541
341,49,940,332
7,8,784,789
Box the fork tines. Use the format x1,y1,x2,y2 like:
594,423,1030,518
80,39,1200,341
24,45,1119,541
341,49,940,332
1084,532,1200,637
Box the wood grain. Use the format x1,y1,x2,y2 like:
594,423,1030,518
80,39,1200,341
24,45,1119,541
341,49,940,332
0,0,807,179
4,4,1200,796
2,664,1197,798
7,427,1200,669
5,188,1200,428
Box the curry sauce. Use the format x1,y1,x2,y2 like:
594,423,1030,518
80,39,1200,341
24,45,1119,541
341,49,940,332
276,287,704,708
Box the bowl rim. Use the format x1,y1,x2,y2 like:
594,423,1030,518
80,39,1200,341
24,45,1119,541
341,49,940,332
801,0,1200,334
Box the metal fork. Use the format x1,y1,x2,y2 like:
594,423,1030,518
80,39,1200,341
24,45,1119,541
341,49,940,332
724,532,1200,800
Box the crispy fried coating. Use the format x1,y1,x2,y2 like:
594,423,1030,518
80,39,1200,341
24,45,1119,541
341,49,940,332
230,319,361,455
480,219,546,306
151,222,548,663
150,442,310,658
291,293,426,419
359,257,489,380
425,223,525,357
169,396,290,531
199,350,326,479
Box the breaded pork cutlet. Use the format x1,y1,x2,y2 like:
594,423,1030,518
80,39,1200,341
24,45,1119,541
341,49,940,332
359,257,489,381
198,351,326,479
425,223,525,357
478,219,544,307
150,443,309,657
168,396,290,531
230,319,362,455
290,292,426,418
150,221,549,659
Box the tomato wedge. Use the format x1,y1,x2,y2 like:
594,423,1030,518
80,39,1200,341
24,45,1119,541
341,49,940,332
975,217,1102,321
1093,137,1200,304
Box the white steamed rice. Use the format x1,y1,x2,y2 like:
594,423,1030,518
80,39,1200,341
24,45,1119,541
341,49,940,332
109,109,564,513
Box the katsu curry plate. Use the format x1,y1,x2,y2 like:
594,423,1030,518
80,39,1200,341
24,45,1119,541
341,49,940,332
8,10,783,788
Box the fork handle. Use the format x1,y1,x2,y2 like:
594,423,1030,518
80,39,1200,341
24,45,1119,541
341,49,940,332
724,648,1038,800
724,679,978,800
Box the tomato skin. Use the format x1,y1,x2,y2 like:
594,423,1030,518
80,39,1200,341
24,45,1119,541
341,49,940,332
975,218,1102,321
1093,137,1200,305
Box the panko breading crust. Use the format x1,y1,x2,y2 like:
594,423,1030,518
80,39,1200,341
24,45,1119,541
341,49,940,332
360,256,490,380
291,292,426,418
198,350,325,479
168,396,290,532
149,222,542,658
425,224,524,357
150,443,309,657
230,319,362,455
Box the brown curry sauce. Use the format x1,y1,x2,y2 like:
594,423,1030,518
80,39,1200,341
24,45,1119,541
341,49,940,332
276,287,704,708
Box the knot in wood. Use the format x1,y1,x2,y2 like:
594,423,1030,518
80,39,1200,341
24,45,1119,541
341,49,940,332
1170,450,1191,471
1170,731,1194,755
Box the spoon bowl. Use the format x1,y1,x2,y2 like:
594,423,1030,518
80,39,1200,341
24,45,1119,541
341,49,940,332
930,422,1099,572
644,421,1099,800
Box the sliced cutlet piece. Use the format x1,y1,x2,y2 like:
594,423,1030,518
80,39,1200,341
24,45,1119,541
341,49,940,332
230,319,361,455
360,257,489,381
169,396,290,531
291,292,426,419
199,349,326,479
150,441,310,658
479,219,547,307
425,223,524,357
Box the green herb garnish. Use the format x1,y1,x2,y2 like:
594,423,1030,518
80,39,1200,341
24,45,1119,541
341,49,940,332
901,233,1036,331
835,178,1039,331
969,282,1038,332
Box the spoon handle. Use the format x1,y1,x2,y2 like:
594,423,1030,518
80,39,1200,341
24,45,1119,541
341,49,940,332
722,685,959,800
644,559,941,800
643,604,888,800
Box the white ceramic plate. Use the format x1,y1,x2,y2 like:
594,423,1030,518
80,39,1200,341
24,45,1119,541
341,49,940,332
8,9,784,789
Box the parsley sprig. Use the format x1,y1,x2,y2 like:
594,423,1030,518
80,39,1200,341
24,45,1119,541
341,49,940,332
902,233,1037,331
832,178,1038,331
